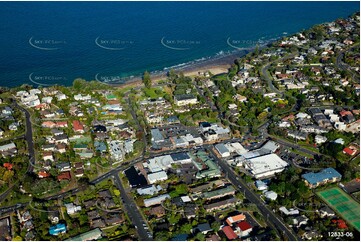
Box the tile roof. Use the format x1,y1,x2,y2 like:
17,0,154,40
222,226,238,240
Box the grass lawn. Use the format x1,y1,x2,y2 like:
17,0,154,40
143,87,165,99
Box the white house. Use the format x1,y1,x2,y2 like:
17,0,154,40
315,135,327,144
174,94,198,106
264,190,278,201
65,203,81,215
147,171,168,184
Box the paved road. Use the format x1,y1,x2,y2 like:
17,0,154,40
0,99,36,203
11,99,36,173
268,135,320,156
113,174,152,241
205,145,299,241
127,97,147,156
260,53,298,95
336,45,360,82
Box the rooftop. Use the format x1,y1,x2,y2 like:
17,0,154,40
302,168,342,185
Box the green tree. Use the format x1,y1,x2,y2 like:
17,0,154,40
142,71,151,89
195,232,206,241
211,221,221,231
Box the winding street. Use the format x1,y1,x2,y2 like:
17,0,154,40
0,99,36,203
260,52,298,95
336,44,360,82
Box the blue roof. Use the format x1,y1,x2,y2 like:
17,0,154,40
302,168,342,185
170,152,190,161
255,180,267,187
172,234,188,241
49,223,66,235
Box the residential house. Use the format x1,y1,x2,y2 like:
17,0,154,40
293,215,309,228
222,226,238,240
57,171,71,181
193,223,212,235
226,214,246,226
236,221,253,237
174,94,198,106
73,120,85,133
65,203,81,215
150,206,166,218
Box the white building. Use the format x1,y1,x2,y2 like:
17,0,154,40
279,206,300,216
29,89,41,95
124,140,134,154
144,194,170,207
174,94,198,106
315,135,327,144
225,142,248,155
0,142,16,152
264,191,278,201
56,93,67,101
109,140,124,161
180,134,203,145
147,171,168,184
244,153,288,179
334,122,347,131
137,185,163,196
261,140,279,153
144,155,173,173
65,203,81,215
74,94,91,101
41,96,53,104
215,143,230,157
279,121,291,128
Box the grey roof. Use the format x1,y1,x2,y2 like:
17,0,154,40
175,94,196,101
215,143,229,154
151,128,164,142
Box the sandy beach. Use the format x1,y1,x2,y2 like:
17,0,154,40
114,50,248,89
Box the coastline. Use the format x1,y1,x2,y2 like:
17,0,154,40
113,49,251,89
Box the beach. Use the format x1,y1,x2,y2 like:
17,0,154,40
115,50,248,89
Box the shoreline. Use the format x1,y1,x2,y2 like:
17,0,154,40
113,49,252,89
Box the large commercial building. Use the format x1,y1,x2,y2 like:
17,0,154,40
244,153,288,179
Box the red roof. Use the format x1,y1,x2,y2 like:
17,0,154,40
42,121,56,128
56,121,68,127
222,226,238,240
282,114,295,121
343,147,357,156
38,171,50,178
3,163,13,170
332,219,348,229
339,110,352,117
57,171,71,181
237,221,252,231
35,103,48,110
73,120,84,131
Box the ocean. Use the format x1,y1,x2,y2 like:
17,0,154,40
0,1,359,87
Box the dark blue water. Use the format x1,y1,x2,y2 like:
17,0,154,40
0,1,358,87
